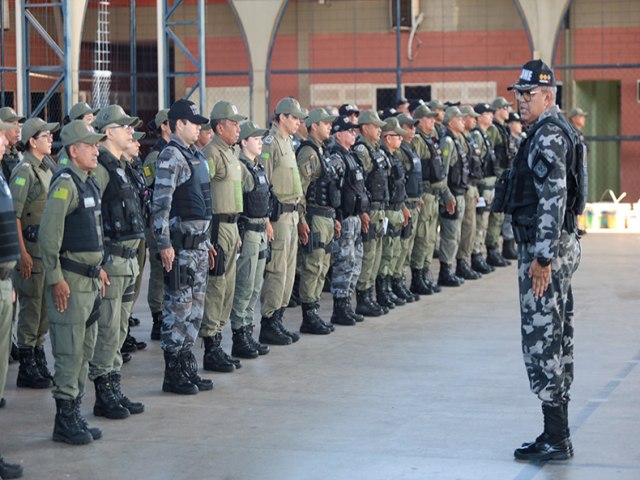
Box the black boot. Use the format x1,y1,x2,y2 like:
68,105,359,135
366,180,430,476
345,297,364,323
122,328,146,353
514,404,573,461
110,372,144,414
34,345,54,382
52,398,93,445
17,347,52,389
392,276,414,303
232,326,259,359
384,275,405,306
422,267,441,293
10,341,19,363
355,289,382,317
162,351,198,395
471,253,493,274
128,315,140,327
487,245,510,267
456,259,482,280
313,301,335,332
246,324,270,355
437,262,464,287
375,276,395,310
202,335,235,372
259,313,292,346
275,308,300,343
179,349,213,391
331,297,356,326
502,238,518,260
300,303,332,335
287,274,300,308
150,311,162,340
93,375,130,419
73,396,102,440
0,455,24,479
410,268,433,295
369,287,389,314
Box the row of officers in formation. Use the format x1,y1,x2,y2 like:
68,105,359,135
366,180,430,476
0,86,587,476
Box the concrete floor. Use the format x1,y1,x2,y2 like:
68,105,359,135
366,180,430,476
1,233,639,480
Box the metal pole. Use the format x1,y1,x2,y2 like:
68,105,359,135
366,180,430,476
1,0,5,106
395,0,402,104
16,0,26,115
157,0,167,109
198,0,205,114
63,0,72,115
130,0,137,115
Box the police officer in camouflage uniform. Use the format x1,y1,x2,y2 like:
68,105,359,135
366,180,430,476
199,101,246,372
503,60,582,462
258,97,306,346
151,99,214,395
39,120,107,445
10,118,59,389
296,108,339,335
57,102,100,170
0,107,25,182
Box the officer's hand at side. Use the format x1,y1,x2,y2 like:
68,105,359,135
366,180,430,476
529,260,552,300
298,222,310,246
160,247,175,272
402,207,411,227
266,221,274,242
335,220,341,239
20,250,33,279
99,269,110,298
209,245,216,270
418,199,424,210
446,198,456,215
360,213,370,234
52,280,71,313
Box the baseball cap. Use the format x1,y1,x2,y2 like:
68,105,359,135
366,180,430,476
413,104,439,120
0,107,25,123
396,113,418,127
427,99,446,111
459,105,479,118
274,97,306,119
93,104,140,131
20,118,60,143
444,100,461,108
132,132,146,141
443,106,465,125
508,59,556,91
331,115,359,133
60,120,106,146
305,108,337,128
507,112,522,123
408,99,425,112
155,109,169,126
239,121,268,142
568,107,588,119
200,122,212,131
380,107,399,120
210,101,247,122
168,99,209,125
0,122,16,131
492,96,513,109
68,102,100,122
338,104,360,116
381,117,407,136
474,103,495,115
358,110,386,127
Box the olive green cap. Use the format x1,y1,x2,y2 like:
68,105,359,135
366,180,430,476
61,120,106,146
274,97,306,119
0,121,17,131
358,109,386,127
68,102,100,122
305,108,337,128
459,105,479,118
200,122,212,131
132,131,146,141
427,99,446,111
210,101,247,122
0,107,25,123
155,109,169,126
381,117,407,136
413,104,439,120
443,106,465,125
396,113,418,127
93,104,140,131
569,107,588,119
492,96,513,109
239,121,267,142
20,118,60,143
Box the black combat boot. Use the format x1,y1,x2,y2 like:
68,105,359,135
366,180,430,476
128,315,140,327
52,398,93,445
287,274,300,308
410,268,433,295
232,326,259,359
275,308,300,343
34,345,54,382
487,245,510,267
150,311,162,341
259,313,292,345
300,303,332,335
384,275,405,306
179,349,213,391
93,375,130,419
162,350,198,395
331,297,356,326
122,328,147,353
456,259,482,280
369,287,389,314
422,266,441,293
355,289,382,317
246,324,270,355
502,238,518,260
10,341,19,363
202,335,235,372
110,372,144,414
313,301,335,332
73,396,102,440
0,455,24,479
17,347,52,389
345,297,364,323
392,276,414,303
514,404,573,461
437,262,464,287
471,253,493,274
375,276,396,310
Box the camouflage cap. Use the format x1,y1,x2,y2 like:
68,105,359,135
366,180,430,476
305,108,337,128
396,113,418,127
239,120,267,142
443,106,465,125
569,107,588,119
459,105,479,118
61,120,106,146
155,109,169,126
210,101,246,122
427,99,446,111
20,117,60,143
413,104,438,120
93,104,140,131
0,107,25,123
508,59,556,91
492,96,513,109
132,131,146,141
68,102,100,122
358,109,385,127
381,117,407,136
274,97,306,119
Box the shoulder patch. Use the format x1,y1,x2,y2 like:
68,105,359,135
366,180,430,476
143,166,152,177
261,152,270,160
355,144,366,152
14,176,26,186
532,154,553,181
59,172,71,178
52,187,69,200
263,135,273,145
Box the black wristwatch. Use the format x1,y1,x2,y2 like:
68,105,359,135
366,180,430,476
536,257,551,267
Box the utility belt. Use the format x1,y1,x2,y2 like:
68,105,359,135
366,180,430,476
0,267,12,281
269,199,299,222
386,223,402,239
306,205,335,219
369,201,386,211
212,213,240,224
362,224,384,242
170,231,208,250
106,243,138,259
386,202,404,212
302,231,332,254
23,225,40,243
281,203,298,213
239,221,266,233
405,201,419,210
60,257,102,278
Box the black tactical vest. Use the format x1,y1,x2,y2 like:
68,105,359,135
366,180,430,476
239,156,271,218
98,150,145,242
55,169,104,253
1,150,20,183
297,140,342,209
464,134,484,180
444,129,470,196
492,121,513,169
0,175,20,263
330,143,369,217
472,127,497,177
399,143,423,199
168,141,212,221
384,147,407,205
355,140,389,204
416,130,446,183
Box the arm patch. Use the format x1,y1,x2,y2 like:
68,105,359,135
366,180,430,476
532,153,554,181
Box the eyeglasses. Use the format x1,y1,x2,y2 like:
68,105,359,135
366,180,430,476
35,132,53,140
514,90,542,103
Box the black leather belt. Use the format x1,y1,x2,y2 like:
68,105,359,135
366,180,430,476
387,202,404,211
107,244,138,259
60,257,102,278
213,213,240,224
241,222,266,232
369,202,386,210
405,201,419,209
281,203,298,213
306,206,335,219
171,231,208,250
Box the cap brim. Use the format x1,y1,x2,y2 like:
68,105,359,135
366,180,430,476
46,122,60,133
191,115,210,125
242,128,268,140
290,109,307,120
66,132,106,146
132,132,146,141
507,83,537,92
0,122,16,131
3,115,26,123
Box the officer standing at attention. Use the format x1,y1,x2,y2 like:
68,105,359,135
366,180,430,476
504,60,582,462
58,102,101,169
228,121,272,357
296,108,339,335
10,118,59,389
329,115,368,324
502,111,526,258
151,99,214,395
0,107,25,182
353,110,388,317
258,97,306,346
568,108,587,138
39,120,107,445
199,101,246,373
426,100,446,139
195,121,213,151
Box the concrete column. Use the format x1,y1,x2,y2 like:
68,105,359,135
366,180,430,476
157,0,166,110
231,0,286,125
66,0,89,109
516,0,571,64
